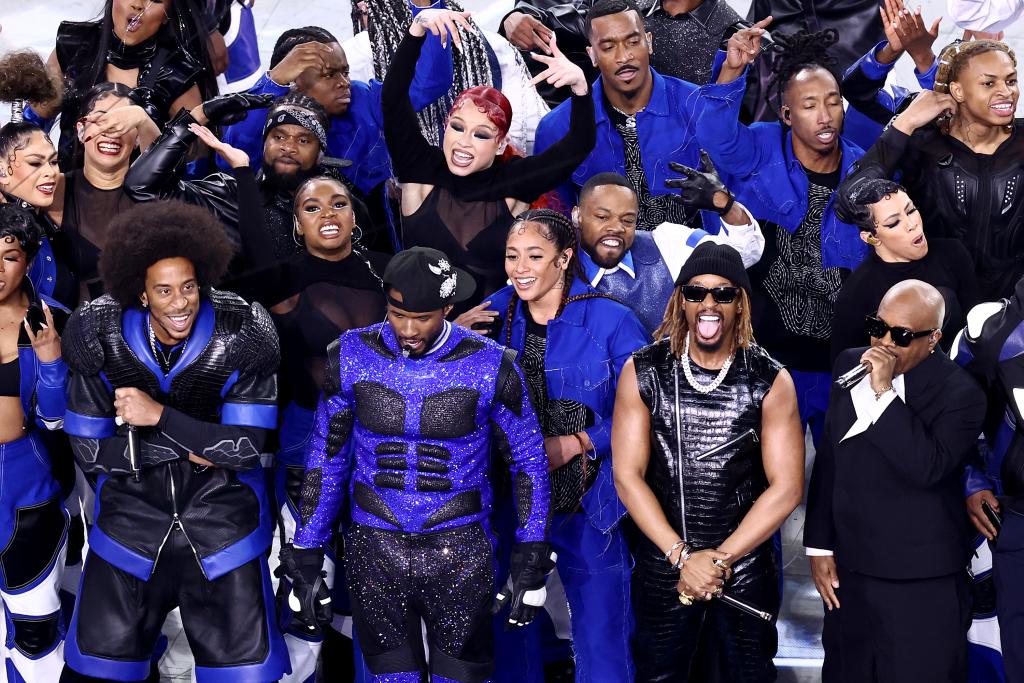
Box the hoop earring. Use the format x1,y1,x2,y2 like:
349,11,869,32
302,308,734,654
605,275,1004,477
352,225,363,243
292,218,304,246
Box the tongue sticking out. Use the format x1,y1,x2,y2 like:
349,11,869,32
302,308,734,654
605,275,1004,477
697,317,721,339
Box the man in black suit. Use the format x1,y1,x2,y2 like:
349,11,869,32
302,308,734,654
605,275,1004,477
805,279,985,682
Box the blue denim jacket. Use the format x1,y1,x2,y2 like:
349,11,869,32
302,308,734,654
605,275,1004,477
695,72,867,271
487,279,649,533
533,68,720,231
218,68,450,194
842,41,937,151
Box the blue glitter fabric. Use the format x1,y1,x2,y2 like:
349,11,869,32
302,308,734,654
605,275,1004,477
294,321,549,549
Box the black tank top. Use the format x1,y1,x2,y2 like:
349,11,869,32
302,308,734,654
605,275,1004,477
0,359,19,398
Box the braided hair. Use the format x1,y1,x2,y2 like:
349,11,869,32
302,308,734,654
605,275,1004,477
934,39,1017,136
766,28,840,119
368,0,493,146
503,208,595,345
935,39,1017,95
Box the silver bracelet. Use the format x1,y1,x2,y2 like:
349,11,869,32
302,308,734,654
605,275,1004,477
666,540,692,570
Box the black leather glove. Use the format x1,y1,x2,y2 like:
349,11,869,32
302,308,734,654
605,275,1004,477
665,150,735,216
201,92,274,126
492,541,556,628
276,543,332,637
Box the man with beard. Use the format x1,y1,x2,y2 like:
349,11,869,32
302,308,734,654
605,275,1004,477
279,246,554,682
806,280,983,681
125,92,345,268
533,0,714,230
576,169,763,335
217,25,454,251
612,242,804,681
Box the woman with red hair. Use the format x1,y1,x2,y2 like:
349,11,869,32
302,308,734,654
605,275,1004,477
382,8,596,316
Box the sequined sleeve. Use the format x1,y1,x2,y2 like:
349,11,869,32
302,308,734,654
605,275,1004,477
492,349,550,543
293,340,354,549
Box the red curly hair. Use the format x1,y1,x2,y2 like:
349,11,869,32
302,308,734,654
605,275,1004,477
447,86,513,138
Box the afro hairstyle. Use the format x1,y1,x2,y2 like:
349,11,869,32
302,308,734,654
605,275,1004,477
99,201,236,308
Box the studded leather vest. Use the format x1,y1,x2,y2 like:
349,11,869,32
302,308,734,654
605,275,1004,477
633,340,781,549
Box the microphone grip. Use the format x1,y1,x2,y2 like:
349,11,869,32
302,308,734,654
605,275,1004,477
835,361,870,390
127,425,140,482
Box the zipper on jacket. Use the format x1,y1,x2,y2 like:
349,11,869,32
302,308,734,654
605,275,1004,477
694,428,759,462
673,362,688,542
168,468,209,580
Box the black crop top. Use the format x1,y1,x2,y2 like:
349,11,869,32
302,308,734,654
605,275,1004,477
0,359,19,398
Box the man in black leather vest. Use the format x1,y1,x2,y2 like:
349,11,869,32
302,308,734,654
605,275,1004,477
612,242,804,682
59,201,287,683
806,279,985,682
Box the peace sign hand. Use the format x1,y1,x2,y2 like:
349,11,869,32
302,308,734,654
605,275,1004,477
25,301,60,364
529,34,588,96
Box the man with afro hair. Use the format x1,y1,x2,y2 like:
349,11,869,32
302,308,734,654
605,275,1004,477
59,201,288,683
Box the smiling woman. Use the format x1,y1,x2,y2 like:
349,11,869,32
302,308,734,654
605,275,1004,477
382,8,596,314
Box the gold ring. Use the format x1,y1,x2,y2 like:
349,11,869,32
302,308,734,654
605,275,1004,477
713,586,724,597
678,592,694,606
713,559,729,569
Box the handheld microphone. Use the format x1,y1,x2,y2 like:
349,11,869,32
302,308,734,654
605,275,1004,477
127,425,141,482
835,362,870,390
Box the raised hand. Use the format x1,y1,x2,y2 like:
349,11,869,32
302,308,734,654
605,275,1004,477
719,16,773,83
409,8,475,50
189,124,250,169
665,150,733,214
893,90,957,134
503,12,553,54
269,41,335,85
24,301,60,364
81,105,151,144
529,34,588,97
891,3,941,73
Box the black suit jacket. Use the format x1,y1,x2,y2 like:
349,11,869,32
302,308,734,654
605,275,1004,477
805,348,986,580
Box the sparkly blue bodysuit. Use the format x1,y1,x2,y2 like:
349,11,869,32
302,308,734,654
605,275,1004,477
293,320,549,682
295,319,549,546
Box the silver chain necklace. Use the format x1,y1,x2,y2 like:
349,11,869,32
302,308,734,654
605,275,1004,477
681,335,733,394
148,317,186,372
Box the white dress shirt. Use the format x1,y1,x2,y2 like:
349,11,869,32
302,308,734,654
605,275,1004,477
805,373,907,557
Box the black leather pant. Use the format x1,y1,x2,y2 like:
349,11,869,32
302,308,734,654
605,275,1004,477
632,538,781,683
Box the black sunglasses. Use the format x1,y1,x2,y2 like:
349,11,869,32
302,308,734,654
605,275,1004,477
864,314,936,347
681,285,741,304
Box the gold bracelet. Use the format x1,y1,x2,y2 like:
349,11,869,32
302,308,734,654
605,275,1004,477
874,385,893,400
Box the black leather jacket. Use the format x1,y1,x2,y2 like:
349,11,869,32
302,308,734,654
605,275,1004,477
62,290,280,580
845,120,1024,299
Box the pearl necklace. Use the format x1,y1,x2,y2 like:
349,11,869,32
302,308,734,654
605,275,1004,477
681,335,733,394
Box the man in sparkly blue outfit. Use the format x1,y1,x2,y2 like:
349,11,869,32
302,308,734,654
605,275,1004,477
280,247,553,683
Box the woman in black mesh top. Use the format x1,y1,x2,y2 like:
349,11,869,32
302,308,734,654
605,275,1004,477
382,8,596,313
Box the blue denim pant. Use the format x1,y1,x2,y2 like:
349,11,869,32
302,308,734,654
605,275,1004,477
494,511,635,683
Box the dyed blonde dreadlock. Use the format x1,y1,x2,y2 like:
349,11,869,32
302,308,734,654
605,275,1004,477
653,287,755,358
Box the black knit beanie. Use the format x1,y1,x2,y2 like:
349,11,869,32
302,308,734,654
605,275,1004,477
674,242,752,295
